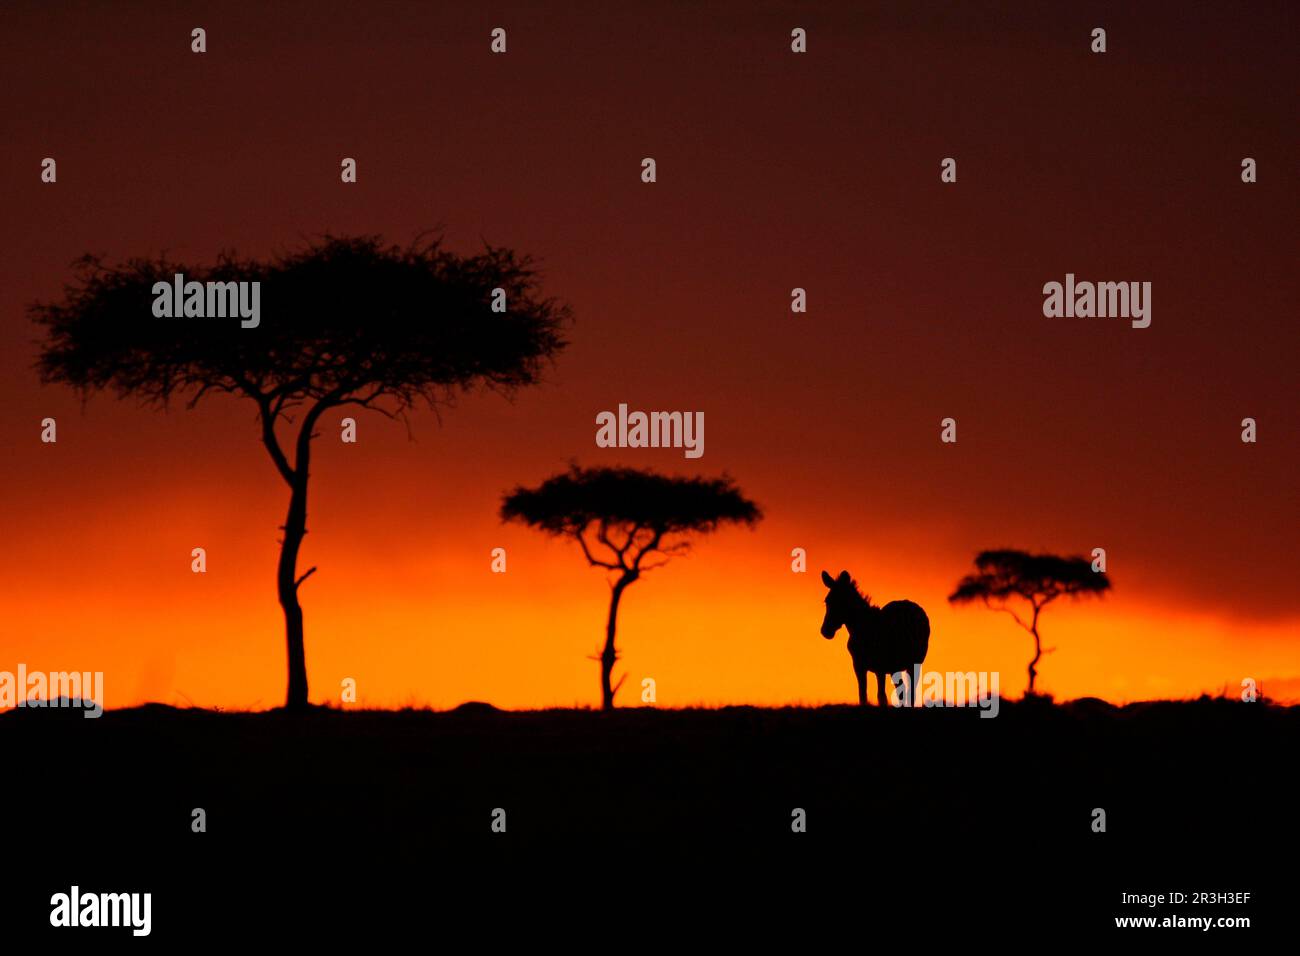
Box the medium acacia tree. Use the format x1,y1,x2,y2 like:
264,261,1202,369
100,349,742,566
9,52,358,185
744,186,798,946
33,235,569,710
501,465,761,709
948,549,1111,695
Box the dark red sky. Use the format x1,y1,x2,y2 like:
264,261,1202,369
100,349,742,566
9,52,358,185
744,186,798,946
1,1,1296,708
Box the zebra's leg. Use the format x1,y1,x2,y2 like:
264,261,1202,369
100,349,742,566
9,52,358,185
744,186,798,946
875,671,888,708
892,671,907,707
855,666,867,707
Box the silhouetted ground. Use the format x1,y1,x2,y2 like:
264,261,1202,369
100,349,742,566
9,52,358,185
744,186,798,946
3,698,1292,940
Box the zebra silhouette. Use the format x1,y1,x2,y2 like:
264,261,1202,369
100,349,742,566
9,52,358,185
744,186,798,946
820,569,929,707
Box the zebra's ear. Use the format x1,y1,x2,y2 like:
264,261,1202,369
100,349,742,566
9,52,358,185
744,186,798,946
821,570,835,588
837,570,851,584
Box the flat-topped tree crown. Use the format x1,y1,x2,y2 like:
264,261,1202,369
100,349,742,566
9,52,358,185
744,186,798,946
34,235,569,413
949,550,1109,605
501,464,761,545
32,233,570,711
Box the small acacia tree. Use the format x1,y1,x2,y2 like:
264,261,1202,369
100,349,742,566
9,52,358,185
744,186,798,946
33,235,569,710
948,549,1111,695
501,465,761,709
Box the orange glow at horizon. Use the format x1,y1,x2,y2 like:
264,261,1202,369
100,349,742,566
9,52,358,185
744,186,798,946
5,405,1297,712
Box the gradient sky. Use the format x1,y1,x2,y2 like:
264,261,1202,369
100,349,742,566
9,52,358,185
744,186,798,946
2,1,1296,710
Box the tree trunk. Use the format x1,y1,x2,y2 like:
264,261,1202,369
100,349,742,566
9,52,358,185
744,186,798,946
278,473,310,710
260,395,334,712
1027,604,1043,695
1027,629,1041,694
600,572,637,710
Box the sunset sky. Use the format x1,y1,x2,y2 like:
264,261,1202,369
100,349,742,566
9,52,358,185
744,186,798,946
2,1,1296,710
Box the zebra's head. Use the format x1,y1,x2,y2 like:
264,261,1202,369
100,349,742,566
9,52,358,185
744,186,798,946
820,569,859,639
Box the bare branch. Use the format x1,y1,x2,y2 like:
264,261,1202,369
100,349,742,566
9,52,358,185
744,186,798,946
184,380,236,410
234,375,296,486
595,520,631,571
296,387,349,459
574,529,620,570
983,594,1032,633
335,385,397,417
631,529,665,571
614,523,642,559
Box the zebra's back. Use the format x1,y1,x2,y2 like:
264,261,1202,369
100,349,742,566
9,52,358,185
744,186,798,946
874,599,930,672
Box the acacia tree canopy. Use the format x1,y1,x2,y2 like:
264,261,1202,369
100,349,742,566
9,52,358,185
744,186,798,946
32,234,570,433
949,549,1110,608
500,464,762,570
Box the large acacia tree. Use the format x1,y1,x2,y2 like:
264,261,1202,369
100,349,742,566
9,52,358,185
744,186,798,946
501,465,761,709
949,549,1111,695
33,235,569,710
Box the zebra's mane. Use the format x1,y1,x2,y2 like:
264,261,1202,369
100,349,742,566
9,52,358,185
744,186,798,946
847,578,875,610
